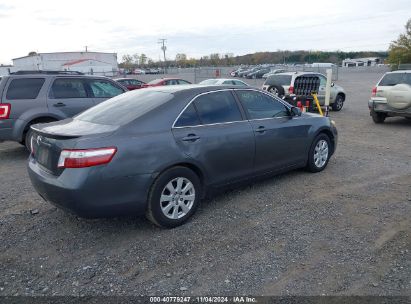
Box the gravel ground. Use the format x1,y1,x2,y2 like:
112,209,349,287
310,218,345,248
0,69,410,296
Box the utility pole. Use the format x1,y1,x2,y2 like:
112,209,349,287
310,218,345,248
158,39,167,74
85,46,88,52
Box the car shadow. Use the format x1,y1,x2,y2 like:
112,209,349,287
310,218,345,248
0,143,29,161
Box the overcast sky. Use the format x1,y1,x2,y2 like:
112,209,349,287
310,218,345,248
0,0,409,64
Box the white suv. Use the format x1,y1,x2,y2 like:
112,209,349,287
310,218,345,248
368,70,411,123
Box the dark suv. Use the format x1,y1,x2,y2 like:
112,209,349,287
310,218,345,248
0,71,126,147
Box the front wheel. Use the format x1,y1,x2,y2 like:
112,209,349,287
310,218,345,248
24,128,34,151
146,166,201,228
306,134,331,173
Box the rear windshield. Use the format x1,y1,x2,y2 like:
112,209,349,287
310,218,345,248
379,73,411,86
75,90,173,126
147,79,162,84
200,79,219,85
265,75,292,86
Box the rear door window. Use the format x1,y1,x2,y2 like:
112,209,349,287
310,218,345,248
50,78,87,99
193,91,242,124
379,73,405,86
88,79,124,98
6,78,45,99
174,103,201,127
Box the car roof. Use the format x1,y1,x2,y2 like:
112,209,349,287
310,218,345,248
141,84,256,94
4,74,113,79
386,70,411,74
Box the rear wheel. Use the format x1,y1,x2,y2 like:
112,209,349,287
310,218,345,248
23,118,57,150
371,110,386,123
332,94,344,111
146,166,201,228
306,134,331,173
268,85,285,98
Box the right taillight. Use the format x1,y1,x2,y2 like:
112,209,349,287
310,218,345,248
0,104,11,120
289,86,294,94
371,87,377,97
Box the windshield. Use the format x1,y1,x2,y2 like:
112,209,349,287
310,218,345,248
147,79,163,84
75,90,173,126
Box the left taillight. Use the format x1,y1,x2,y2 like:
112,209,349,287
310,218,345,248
57,147,117,168
0,104,11,120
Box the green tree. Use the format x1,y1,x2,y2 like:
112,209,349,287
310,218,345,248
121,54,134,70
388,18,411,66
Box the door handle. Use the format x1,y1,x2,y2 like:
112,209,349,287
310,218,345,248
182,134,200,142
255,126,266,133
53,102,66,107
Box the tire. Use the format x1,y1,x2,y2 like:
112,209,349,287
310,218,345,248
332,94,344,111
268,85,285,98
146,166,201,228
371,110,386,124
24,128,34,151
306,134,331,173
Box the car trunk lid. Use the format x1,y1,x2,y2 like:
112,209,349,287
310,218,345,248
30,119,118,175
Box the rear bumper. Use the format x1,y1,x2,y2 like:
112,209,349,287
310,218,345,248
368,99,411,117
28,157,154,218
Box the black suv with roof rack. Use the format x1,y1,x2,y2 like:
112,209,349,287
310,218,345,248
0,71,127,148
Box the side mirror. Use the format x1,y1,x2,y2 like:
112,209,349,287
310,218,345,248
331,82,335,87
290,107,302,117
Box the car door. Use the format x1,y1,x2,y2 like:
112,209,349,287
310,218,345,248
235,89,311,172
47,77,94,117
172,90,255,185
87,78,126,105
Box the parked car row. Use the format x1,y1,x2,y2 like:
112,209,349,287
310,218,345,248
230,66,286,79
123,68,163,75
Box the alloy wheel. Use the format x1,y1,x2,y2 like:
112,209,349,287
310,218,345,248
314,140,329,168
160,177,195,220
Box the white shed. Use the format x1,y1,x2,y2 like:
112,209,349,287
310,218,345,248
12,51,118,76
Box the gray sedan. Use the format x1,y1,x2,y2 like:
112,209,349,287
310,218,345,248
28,85,338,228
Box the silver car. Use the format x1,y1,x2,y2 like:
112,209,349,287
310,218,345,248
368,70,411,123
262,72,346,111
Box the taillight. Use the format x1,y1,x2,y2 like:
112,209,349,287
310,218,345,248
57,147,117,168
0,104,11,120
289,86,294,94
371,87,377,97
